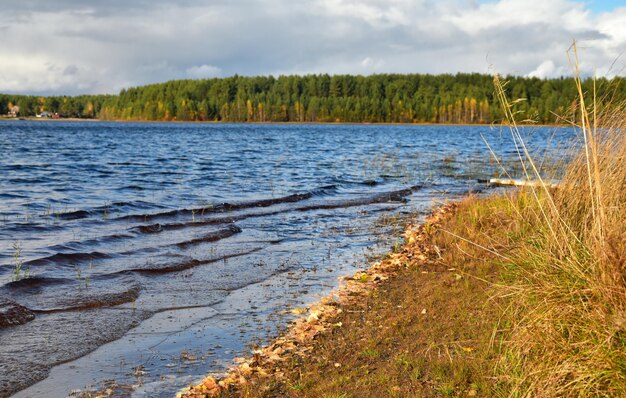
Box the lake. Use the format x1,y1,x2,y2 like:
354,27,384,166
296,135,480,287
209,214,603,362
0,121,573,397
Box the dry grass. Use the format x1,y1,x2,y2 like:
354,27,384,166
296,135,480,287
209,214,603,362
488,43,626,397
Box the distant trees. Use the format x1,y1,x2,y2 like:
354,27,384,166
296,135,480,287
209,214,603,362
0,94,110,118
99,73,623,124
1,74,624,124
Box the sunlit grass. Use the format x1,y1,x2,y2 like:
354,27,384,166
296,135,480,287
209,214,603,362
484,42,626,396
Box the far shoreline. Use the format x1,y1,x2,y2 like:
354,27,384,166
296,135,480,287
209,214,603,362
0,116,566,129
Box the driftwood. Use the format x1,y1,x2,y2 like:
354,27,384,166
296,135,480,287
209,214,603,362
487,178,558,189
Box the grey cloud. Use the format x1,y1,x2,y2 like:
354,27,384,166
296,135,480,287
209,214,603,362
0,0,624,95
3,0,208,16
63,65,79,76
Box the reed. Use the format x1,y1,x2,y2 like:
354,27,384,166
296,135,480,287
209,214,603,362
490,42,626,396
12,240,25,281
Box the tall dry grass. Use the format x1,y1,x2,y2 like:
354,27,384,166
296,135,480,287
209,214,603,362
492,43,626,396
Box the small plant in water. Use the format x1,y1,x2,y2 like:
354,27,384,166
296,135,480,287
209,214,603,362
12,241,27,281
102,202,110,220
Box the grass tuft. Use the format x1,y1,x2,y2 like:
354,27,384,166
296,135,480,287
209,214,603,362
488,41,626,397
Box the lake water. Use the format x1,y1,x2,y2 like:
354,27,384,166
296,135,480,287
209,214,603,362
0,121,573,397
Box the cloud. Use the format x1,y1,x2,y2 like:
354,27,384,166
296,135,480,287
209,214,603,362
527,60,566,78
186,64,222,79
63,65,79,76
0,0,624,95
361,57,385,71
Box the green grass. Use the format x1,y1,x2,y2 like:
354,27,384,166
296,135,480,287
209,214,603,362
12,240,26,281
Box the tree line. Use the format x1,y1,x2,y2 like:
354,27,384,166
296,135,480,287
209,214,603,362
2,73,624,124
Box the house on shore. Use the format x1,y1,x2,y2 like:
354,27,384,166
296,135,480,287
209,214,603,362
8,105,19,117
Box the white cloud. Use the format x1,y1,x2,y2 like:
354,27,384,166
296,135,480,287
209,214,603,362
185,64,222,79
361,57,385,71
0,0,624,95
527,60,567,78
313,0,414,28
444,0,591,35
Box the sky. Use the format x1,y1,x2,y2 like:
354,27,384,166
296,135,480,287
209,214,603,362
0,0,625,96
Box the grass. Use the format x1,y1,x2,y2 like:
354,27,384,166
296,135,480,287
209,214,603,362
486,43,626,396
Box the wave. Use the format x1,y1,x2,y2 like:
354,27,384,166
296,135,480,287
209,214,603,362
331,178,379,186
2,222,66,234
35,285,141,312
116,188,330,222
56,210,91,220
2,276,71,290
25,251,112,267
49,200,164,221
175,225,242,249
7,177,48,184
131,186,419,235
126,247,263,274
47,233,134,253
0,192,29,199
2,275,141,312
294,186,419,212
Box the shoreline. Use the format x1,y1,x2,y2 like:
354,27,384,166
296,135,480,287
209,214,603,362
0,117,101,122
177,201,462,397
0,117,566,128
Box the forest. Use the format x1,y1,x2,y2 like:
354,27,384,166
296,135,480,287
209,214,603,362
2,73,624,124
